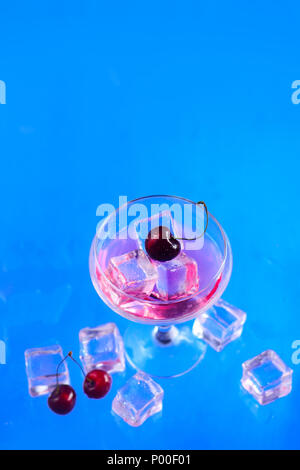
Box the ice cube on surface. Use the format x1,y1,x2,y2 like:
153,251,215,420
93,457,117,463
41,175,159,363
107,249,157,297
25,345,70,397
112,371,164,427
154,252,199,301
241,349,293,405
79,322,125,374
193,299,246,351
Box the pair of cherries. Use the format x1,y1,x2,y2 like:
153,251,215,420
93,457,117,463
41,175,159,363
48,352,111,415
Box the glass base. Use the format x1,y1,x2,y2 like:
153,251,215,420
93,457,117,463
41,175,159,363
123,322,207,378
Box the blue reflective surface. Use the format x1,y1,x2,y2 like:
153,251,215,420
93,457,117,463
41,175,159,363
0,0,300,450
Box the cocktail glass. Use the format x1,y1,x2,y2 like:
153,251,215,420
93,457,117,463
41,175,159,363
89,196,232,378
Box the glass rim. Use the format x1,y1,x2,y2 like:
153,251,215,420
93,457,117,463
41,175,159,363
92,195,228,305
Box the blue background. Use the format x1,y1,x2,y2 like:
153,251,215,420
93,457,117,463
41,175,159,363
0,0,300,450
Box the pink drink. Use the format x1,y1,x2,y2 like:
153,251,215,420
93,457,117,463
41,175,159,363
90,196,233,378
91,234,227,323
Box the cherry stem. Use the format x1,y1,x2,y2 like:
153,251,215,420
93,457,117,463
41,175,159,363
55,351,73,387
68,353,88,379
55,351,92,387
176,200,208,241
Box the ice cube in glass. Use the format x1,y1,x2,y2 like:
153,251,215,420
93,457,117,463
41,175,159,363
107,250,157,298
241,349,293,405
193,299,246,351
79,322,125,374
25,345,70,397
154,252,199,301
112,371,164,426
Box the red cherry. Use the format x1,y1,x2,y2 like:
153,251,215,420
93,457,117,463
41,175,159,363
83,369,112,399
48,384,76,415
145,226,181,262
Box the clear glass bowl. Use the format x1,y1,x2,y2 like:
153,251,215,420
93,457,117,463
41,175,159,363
89,195,232,377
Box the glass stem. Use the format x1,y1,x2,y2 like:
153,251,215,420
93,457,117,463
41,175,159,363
153,325,178,346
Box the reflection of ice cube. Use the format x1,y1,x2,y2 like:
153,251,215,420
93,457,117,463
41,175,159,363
79,322,125,374
112,372,164,426
154,252,199,301
241,350,293,405
193,299,246,351
25,345,70,397
107,250,157,297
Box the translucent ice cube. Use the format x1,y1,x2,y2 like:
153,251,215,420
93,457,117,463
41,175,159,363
193,299,246,351
241,349,293,405
107,249,157,297
154,252,199,301
24,345,70,397
112,372,164,427
79,322,125,374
